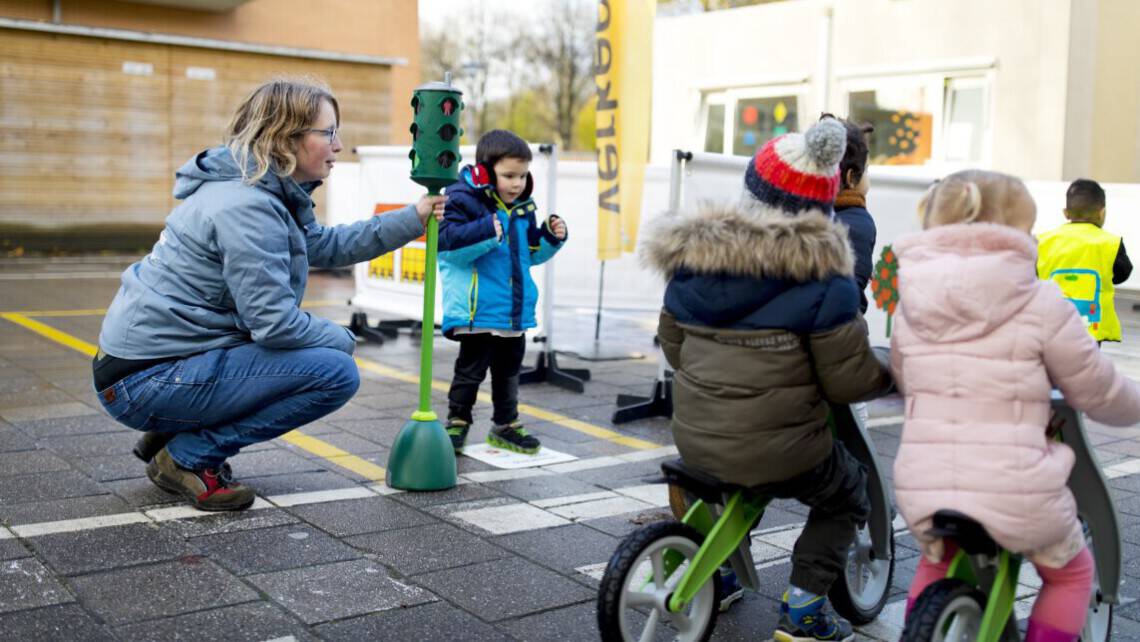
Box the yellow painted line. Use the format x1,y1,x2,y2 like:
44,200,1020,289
354,356,661,450
279,433,386,482
0,313,99,356
0,314,385,482
4,308,110,318
1,299,345,318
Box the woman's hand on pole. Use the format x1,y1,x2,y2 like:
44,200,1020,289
416,194,447,227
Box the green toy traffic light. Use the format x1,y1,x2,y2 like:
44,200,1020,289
387,74,464,491
407,74,465,195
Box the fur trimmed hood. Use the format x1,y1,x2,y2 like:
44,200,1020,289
642,202,854,281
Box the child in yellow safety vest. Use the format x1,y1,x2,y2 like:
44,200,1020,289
1037,179,1132,343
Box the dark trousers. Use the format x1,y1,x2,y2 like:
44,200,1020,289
447,333,526,426
758,441,871,595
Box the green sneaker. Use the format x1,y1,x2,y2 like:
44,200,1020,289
445,418,470,453
773,589,854,642
487,422,541,454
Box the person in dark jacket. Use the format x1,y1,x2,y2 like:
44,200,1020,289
94,78,444,511
437,130,566,454
643,119,892,642
828,115,876,315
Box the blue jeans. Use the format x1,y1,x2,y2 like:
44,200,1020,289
96,344,359,470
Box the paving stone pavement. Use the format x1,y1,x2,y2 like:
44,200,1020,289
3,268,1140,640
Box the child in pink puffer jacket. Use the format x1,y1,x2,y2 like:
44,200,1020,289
891,169,1140,642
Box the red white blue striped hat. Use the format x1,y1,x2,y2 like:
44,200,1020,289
743,118,846,215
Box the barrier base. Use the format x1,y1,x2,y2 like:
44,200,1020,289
519,350,590,393
612,375,673,424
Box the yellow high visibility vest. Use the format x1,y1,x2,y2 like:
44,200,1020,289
1037,222,1122,341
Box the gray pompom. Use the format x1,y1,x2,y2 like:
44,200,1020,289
803,119,846,168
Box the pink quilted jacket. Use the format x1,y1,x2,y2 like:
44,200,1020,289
890,223,1140,567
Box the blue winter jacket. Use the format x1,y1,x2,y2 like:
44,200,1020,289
835,200,876,314
438,165,565,337
98,146,424,359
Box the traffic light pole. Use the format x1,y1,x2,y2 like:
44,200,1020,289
386,75,463,491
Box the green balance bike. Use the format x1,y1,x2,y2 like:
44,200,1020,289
901,391,1119,642
596,402,896,641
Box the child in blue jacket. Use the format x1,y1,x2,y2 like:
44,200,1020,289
438,130,567,454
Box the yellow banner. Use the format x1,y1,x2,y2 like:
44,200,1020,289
595,0,654,261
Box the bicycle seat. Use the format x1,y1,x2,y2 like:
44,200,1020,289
927,510,999,557
661,459,747,505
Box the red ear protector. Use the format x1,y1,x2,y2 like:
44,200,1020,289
472,162,534,201
471,163,494,187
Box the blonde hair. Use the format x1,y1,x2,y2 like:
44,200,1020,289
918,169,1036,231
225,77,339,184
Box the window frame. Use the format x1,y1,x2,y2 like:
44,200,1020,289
700,83,810,157
837,71,994,169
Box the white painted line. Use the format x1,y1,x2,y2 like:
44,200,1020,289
451,503,571,535
369,483,404,496
544,456,625,474
854,599,907,641
614,483,670,507
266,487,377,508
758,525,804,552
0,527,14,540
261,637,298,642
548,496,656,521
11,512,151,538
531,491,618,509
865,415,904,428
146,506,219,522
146,497,274,522
576,562,608,581
1104,457,1140,479
461,468,552,483
616,446,680,463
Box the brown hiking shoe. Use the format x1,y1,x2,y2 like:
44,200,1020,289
146,448,255,511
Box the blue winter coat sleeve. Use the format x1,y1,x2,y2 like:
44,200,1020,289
529,216,566,266
301,205,425,268
214,197,355,353
836,207,876,296
439,190,500,266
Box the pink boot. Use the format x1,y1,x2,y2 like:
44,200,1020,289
1025,620,1078,642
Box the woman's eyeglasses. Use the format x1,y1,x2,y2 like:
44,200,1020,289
299,126,339,144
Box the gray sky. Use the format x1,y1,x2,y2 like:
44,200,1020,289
417,0,522,30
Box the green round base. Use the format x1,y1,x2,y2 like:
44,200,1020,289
385,416,457,491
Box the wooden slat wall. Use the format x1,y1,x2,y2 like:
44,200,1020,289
1,29,392,227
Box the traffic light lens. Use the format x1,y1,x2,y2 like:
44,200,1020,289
440,98,457,116
436,150,456,168
411,96,420,114
410,123,419,140
437,123,457,141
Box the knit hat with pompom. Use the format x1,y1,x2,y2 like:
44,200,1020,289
743,118,847,215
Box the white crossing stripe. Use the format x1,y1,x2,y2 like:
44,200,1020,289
11,512,150,538
548,497,657,521
865,415,905,428
266,487,376,508
1104,457,1140,479
543,456,626,474
0,526,14,540
615,446,680,463
531,491,619,509
460,468,552,483
450,503,571,535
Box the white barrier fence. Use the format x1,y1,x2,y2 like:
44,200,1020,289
328,147,1140,347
